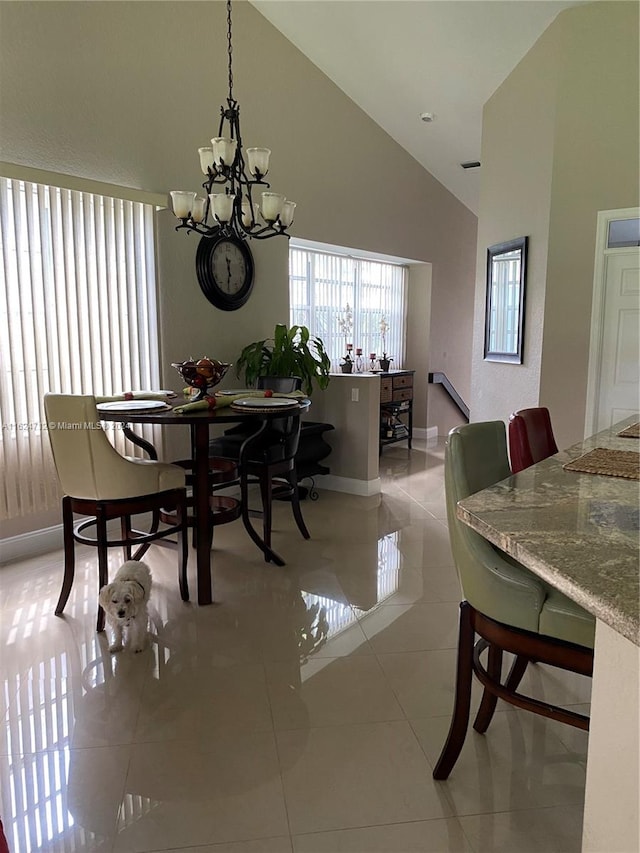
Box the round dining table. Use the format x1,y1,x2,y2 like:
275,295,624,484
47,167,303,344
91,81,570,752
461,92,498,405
99,398,311,605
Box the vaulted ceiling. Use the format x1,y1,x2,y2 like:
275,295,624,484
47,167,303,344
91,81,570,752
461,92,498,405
251,0,583,214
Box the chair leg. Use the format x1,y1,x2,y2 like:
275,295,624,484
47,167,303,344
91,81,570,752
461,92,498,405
121,515,132,562
504,654,529,693
288,471,310,540
132,510,160,561
96,509,109,633
473,643,503,733
433,601,475,780
55,496,76,616
177,493,189,602
259,473,273,561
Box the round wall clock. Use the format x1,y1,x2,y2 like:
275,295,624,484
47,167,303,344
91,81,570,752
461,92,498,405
195,233,254,311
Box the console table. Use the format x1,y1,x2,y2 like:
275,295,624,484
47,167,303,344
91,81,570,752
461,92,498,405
379,370,414,452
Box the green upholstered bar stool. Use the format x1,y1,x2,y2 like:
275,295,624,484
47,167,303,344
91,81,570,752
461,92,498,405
433,420,595,780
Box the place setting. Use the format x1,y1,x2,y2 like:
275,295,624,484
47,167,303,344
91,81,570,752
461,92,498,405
95,390,177,413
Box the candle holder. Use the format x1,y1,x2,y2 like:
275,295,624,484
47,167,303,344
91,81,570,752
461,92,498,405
369,353,377,371
355,348,365,373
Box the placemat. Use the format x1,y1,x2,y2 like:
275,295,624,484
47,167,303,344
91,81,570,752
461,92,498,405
617,422,640,439
563,447,640,480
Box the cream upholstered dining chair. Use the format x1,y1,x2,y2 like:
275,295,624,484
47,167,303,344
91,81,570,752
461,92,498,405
44,394,189,632
433,420,594,780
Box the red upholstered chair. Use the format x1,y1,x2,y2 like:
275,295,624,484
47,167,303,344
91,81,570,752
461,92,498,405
508,407,559,473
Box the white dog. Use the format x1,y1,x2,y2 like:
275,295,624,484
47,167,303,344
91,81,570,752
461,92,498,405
98,560,152,653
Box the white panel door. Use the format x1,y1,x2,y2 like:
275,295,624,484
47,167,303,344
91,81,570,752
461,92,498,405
595,248,640,431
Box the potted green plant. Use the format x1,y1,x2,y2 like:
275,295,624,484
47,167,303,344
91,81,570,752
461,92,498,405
236,323,331,396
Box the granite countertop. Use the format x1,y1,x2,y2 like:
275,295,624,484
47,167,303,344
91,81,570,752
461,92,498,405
457,417,640,646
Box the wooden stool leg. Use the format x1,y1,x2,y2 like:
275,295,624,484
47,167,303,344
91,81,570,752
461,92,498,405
288,471,310,539
55,496,76,616
504,655,529,692
96,509,108,633
121,515,132,562
473,643,503,733
433,601,475,780
177,493,189,602
259,473,273,561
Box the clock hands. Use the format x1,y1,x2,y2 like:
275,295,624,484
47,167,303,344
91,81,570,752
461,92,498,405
226,256,232,293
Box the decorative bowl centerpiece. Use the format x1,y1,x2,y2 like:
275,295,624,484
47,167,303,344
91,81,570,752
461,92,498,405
171,358,231,401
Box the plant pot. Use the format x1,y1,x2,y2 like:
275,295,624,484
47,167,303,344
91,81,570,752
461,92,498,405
340,362,353,374
379,358,391,372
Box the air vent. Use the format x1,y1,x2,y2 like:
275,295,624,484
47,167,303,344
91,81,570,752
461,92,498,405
461,161,481,170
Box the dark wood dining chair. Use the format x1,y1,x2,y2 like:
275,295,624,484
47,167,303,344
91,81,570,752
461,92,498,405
508,406,559,473
239,402,310,561
208,376,310,558
433,420,594,780
44,394,189,632
210,376,303,458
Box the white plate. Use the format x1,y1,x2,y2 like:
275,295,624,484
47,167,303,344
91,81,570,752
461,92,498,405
137,389,177,398
230,397,300,409
96,400,171,412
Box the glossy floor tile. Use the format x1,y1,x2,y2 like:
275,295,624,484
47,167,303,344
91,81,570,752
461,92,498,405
0,439,589,852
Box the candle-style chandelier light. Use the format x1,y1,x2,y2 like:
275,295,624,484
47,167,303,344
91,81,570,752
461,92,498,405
170,0,296,241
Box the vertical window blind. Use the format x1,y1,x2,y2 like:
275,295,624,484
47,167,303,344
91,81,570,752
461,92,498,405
0,177,161,523
289,246,407,369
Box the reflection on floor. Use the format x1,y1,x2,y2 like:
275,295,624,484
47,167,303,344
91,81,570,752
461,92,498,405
0,438,591,853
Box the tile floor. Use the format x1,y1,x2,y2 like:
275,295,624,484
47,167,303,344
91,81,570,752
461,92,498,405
0,439,591,853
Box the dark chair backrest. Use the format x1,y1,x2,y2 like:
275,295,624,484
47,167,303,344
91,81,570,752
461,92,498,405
508,407,558,473
254,376,303,461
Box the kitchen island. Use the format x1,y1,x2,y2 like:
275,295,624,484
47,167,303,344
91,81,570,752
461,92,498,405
457,417,639,853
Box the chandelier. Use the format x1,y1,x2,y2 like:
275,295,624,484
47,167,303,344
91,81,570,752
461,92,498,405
169,0,296,241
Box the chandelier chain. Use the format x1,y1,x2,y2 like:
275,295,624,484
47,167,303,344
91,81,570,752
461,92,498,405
226,0,234,101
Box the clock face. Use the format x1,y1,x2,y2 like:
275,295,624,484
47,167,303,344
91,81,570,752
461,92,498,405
195,233,254,311
212,240,248,295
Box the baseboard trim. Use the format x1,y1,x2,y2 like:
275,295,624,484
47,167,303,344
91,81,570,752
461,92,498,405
1,523,64,565
313,474,382,496
413,426,439,442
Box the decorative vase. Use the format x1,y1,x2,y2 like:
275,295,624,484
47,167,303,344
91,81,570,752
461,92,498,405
340,361,353,374
379,357,392,372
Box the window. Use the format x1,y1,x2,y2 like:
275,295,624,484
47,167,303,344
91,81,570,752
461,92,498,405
0,177,161,523
289,245,407,369
607,218,640,248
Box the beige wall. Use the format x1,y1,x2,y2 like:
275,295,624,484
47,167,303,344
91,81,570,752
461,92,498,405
540,1,640,448
405,264,432,431
471,1,639,449
0,0,477,445
310,375,381,488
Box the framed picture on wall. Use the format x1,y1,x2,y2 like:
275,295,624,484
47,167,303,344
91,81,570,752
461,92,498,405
484,236,528,364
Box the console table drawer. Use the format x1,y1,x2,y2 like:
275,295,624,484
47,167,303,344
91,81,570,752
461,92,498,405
380,379,393,403
393,374,413,389
393,387,413,402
